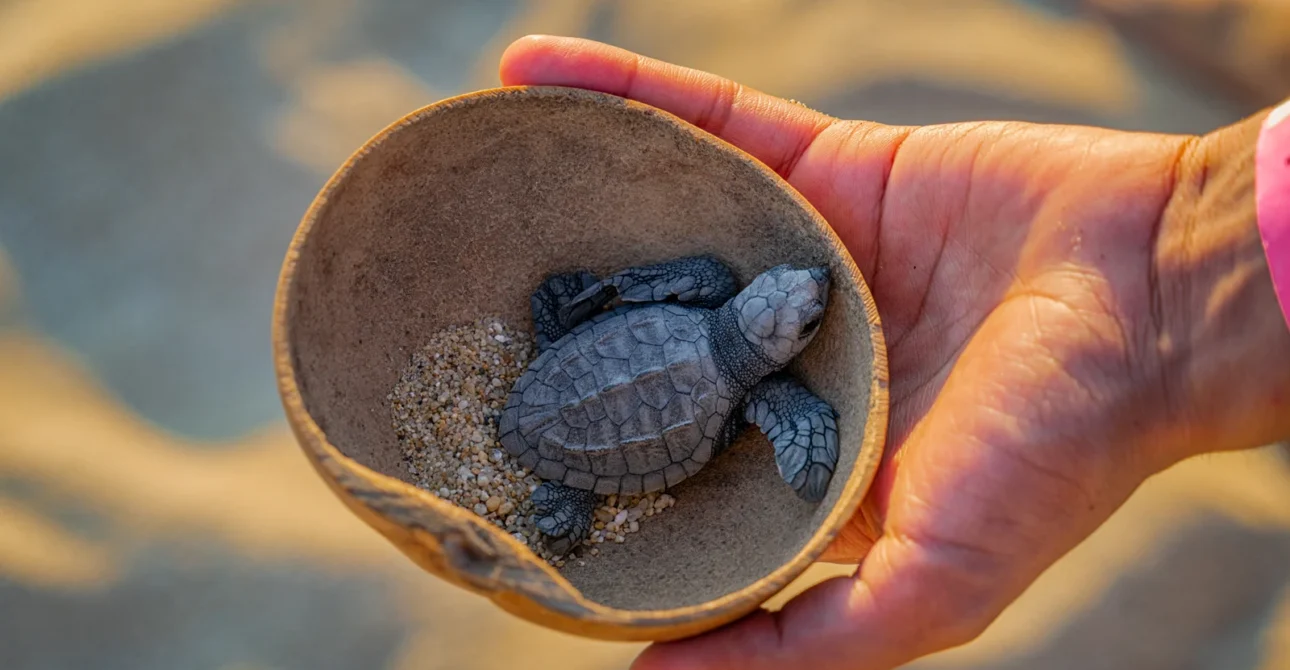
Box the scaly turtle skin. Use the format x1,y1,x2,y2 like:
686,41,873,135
499,255,839,554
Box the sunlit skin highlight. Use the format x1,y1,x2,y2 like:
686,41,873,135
499,35,1290,670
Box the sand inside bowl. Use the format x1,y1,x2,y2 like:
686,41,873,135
388,316,676,567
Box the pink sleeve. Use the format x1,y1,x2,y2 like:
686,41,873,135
1258,98,1290,331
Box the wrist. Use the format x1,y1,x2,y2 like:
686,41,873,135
1258,101,1290,332
1151,109,1290,463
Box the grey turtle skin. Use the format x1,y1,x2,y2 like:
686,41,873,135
499,255,839,554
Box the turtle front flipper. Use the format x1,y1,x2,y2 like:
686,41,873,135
530,270,598,350
530,481,598,555
745,373,839,503
558,254,738,328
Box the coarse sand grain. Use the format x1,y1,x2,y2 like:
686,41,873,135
389,316,676,567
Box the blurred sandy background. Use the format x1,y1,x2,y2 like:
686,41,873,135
1,1,1289,668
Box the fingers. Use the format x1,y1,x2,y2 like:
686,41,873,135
632,534,1000,670
499,35,836,178
498,35,913,280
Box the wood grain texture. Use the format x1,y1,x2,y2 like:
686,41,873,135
272,86,889,641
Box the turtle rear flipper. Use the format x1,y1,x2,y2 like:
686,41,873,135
745,373,839,503
558,254,738,328
531,481,598,555
530,270,598,350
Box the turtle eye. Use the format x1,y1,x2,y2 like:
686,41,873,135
799,316,821,338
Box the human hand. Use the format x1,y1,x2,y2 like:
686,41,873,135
499,36,1290,670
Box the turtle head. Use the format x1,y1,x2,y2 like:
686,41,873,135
730,264,831,366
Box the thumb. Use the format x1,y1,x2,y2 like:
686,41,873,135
632,387,1037,670
631,532,997,670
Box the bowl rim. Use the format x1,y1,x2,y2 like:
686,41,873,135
271,84,889,640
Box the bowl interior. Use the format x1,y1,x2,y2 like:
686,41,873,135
284,87,881,612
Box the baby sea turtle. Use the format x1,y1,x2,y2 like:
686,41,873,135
499,255,839,553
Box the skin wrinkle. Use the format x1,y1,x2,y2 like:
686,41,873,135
887,457,1089,648
1042,147,1178,430
695,76,740,139
1070,265,1140,386
851,118,1191,660
799,120,868,267
887,127,985,351
861,562,977,661
795,120,912,298
1012,291,1112,404
894,226,945,353
884,124,1046,427
1152,135,1203,440
893,123,996,352
920,409,1076,539
890,514,1008,578
901,467,1018,548
878,525,1005,644
953,123,1020,269
962,400,1101,535
896,413,997,511
937,296,993,355
500,36,1290,670
1070,132,1099,191
865,123,915,301
776,114,835,180
872,125,955,351
619,46,642,99
1018,275,1121,352
966,121,1028,197
996,294,1134,500
993,430,1099,516
1150,114,1290,457
889,296,988,416
890,341,955,411
890,241,1002,406
963,237,1020,289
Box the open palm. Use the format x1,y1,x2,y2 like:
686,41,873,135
499,36,1285,670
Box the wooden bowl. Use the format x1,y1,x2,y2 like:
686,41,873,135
272,86,888,642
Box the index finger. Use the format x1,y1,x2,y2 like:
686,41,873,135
499,35,837,178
